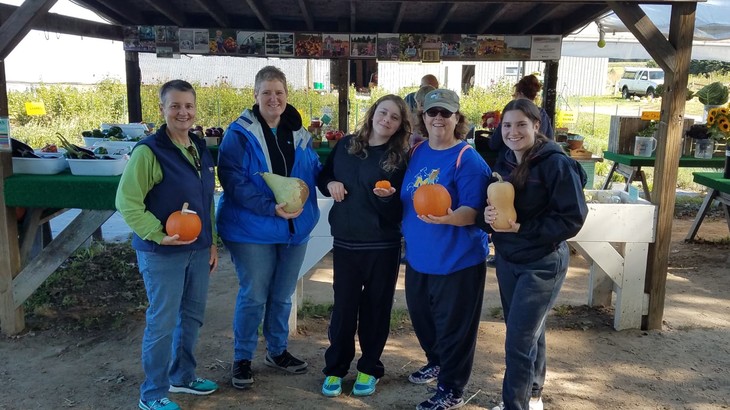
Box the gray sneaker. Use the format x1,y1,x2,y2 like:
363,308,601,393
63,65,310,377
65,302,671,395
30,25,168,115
409,363,440,384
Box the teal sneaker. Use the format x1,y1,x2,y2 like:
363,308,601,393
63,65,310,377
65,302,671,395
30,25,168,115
352,372,378,396
169,378,219,395
138,398,180,410
321,375,342,397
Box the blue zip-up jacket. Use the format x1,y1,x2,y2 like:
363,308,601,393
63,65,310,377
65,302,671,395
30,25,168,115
130,126,216,253
216,104,321,245
480,140,588,263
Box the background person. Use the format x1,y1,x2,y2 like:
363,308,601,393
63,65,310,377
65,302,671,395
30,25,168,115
405,74,439,113
116,79,219,410
481,99,588,410
216,66,322,389
401,89,491,410
409,84,436,146
316,94,411,398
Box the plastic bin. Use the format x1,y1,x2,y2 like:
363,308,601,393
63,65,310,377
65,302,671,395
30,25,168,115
12,155,68,175
67,156,128,176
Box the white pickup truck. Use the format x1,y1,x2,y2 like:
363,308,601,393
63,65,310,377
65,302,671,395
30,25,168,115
617,67,664,99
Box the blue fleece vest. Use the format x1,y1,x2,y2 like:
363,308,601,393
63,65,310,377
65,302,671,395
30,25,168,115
130,126,216,253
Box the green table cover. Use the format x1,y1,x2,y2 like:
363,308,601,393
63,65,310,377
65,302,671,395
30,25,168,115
692,172,730,193
4,170,120,210
603,151,725,168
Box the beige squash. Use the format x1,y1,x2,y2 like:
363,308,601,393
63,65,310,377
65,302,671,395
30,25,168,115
487,172,517,230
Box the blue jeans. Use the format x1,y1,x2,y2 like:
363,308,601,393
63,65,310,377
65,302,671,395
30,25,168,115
495,242,568,410
224,241,307,361
137,249,211,402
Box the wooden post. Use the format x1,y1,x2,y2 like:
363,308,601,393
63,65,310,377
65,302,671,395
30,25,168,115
125,51,143,123
543,59,558,130
0,60,24,335
645,3,696,330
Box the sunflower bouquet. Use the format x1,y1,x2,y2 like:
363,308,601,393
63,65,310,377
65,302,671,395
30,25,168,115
706,105,730,142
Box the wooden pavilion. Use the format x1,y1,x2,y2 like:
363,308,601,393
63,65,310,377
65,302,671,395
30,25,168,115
0,0,704,334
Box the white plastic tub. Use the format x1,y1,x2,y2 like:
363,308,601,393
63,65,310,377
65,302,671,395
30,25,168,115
12,155,68,175
67,156,128,176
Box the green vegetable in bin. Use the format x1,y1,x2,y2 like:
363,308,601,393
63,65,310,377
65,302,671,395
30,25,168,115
91,129,105,138
57,132,97,159
81,130,93,138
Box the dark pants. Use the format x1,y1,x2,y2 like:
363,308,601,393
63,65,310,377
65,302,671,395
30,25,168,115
405,261,487,396
323,246,401,378
496,242,568,410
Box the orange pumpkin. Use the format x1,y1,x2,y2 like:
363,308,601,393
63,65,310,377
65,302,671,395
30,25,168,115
413,184,451,216
375,180,392,189
165,202,202,241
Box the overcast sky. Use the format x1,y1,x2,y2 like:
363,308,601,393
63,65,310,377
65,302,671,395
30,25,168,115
3,0,126,85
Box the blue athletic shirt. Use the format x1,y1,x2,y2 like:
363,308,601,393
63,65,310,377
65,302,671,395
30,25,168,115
401,141,491,275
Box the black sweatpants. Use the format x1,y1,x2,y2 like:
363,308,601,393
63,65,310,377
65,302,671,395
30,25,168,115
323,245,401,378
405,261,487,396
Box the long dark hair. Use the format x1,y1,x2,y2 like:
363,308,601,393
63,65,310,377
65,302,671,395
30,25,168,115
348,94,411,173
502,99,549,190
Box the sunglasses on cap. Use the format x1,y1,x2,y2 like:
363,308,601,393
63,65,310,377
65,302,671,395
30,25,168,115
425,108,454,118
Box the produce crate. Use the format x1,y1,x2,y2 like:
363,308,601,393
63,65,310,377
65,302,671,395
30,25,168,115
608,116,694,154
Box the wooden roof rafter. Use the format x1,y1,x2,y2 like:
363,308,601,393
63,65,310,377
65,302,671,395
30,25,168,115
190,0,230,28
516,3,562,34
0,0,58,60
297,0,315,31
140,0,186,27
350,1,356,33
246,0,273,30
434,2,460,34
475,3,508,34
69,0,125,25
392,2,406,33
561,4,612,36
0,4,122,41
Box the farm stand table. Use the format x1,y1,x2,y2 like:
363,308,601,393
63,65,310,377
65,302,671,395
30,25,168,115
2,170,119,333
685,172,730,241
601,151,725,201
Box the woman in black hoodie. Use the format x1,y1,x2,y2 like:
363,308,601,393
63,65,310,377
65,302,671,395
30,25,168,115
482,99,588,410
316,94,411,398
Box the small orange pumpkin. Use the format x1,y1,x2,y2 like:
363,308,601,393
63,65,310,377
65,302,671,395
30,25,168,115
166,202,202,241
413,184,451,216
375,180,392,189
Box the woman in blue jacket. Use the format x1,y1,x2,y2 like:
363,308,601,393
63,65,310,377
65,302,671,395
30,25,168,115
482,99,588,410
217,66,321,389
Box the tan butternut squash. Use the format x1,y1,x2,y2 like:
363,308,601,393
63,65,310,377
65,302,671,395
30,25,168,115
487,172,517,229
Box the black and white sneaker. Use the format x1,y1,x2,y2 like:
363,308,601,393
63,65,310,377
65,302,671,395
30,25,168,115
264,350,308,374
232,359,254,389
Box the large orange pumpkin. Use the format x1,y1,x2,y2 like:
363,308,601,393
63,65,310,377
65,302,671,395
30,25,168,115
413,184,451,216
166,202,202,241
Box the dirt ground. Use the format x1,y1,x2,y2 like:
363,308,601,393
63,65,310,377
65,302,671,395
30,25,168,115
1,217,728,410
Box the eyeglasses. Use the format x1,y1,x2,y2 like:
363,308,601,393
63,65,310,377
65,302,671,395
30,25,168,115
186,145,202,171
425,108,454,118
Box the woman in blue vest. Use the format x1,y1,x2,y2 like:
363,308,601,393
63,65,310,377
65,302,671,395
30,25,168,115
116,80,219,410
216,66,321,389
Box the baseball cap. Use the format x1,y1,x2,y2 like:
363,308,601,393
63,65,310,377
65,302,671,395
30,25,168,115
423,89,460,113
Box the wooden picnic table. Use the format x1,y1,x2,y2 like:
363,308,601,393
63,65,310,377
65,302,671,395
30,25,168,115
685,172,730,241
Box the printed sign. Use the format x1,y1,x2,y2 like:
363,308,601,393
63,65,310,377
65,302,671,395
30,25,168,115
25,101,46,116
641,111,660,121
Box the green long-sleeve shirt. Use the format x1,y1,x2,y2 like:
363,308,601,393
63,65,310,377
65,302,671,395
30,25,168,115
115,143,217,244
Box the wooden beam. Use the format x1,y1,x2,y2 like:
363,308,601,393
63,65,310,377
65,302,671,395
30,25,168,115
0,0,58,60
126,51,143,123
190,0,230,28
85,0,143,25
516,3,561,34
246,0,273,30
561,4,612,36
0,4,123,41
475,3,507,34
434,3,459,34
644,2,696,331
392,2,406,33
350,1,357,33
0,59,24,335
297,0,315,31
12,210,115,309
66,0,127,25
140,0,186,27
608,1,676,73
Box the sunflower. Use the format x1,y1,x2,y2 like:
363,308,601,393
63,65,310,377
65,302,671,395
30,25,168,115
704,103,730,141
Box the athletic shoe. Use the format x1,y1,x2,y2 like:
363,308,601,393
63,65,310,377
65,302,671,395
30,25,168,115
264,350,308,374
491,397,543,410
352,372,378,396
232,359,254,389
168,378,218,395
416,385,464,410
321,375,343,397
138,398,180,410
408,363,440,384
